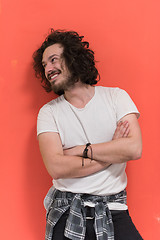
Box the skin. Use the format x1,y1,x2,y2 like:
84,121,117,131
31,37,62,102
38,43,142,180
42,43,74,95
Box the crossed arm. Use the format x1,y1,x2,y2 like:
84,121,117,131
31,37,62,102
38,113,142,180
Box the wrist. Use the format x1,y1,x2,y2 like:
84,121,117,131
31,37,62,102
82,143,93,166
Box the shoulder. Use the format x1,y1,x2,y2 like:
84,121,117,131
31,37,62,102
96,86,124,94
96,86,138,109
38,95,64,115
96,86,127,100
37,97,64,136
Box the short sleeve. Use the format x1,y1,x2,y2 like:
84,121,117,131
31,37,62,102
37,104,58,136
114,88,140,122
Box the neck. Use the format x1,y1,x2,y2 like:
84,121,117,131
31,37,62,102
64,82,95,108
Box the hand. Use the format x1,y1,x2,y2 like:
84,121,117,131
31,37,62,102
112,120,130,140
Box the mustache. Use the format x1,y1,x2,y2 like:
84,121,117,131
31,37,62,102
47,70,61,80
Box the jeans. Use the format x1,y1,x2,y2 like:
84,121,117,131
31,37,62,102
51,209,143,240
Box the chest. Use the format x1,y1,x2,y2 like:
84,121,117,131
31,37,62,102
55,97,117,148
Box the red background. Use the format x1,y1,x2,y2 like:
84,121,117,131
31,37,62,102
0,0,160,239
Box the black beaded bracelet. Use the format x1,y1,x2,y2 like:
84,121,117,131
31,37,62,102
82,143,93,167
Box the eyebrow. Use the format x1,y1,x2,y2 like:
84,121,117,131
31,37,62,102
42,54,59,65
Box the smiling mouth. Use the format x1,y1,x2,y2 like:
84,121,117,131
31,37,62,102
50,74,59,81
48,71,61,82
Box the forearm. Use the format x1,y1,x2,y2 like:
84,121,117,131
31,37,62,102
38,132,110,180
69,137,142,164
43,154,110,179
88,137,142,163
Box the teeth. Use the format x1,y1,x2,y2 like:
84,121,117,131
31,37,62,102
51,74,58,80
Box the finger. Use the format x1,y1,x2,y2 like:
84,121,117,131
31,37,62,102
113,121,129,139
123,127,130,137
113,122,124,139
117,121,123,127
120,121,129,137
118,120,127,129
117,121,129,137
116,121,124,133
119,121,128,133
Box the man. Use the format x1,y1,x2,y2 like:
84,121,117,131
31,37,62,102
33,29,143,240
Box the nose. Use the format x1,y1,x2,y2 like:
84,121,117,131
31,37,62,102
45,62,53,74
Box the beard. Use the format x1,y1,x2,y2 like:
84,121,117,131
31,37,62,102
51,74,77,96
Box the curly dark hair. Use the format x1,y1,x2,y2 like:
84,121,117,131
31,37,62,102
33,29,100,94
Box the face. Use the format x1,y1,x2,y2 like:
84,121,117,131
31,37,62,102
42,43,73,94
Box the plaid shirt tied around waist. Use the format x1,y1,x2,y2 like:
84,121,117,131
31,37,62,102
44,187,127,240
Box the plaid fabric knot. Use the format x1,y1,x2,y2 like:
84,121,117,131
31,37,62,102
44,188,127,240
94,199,114,240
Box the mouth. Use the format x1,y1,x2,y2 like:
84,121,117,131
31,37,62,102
48,70,61,82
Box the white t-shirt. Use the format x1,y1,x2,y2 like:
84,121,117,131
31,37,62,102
37,86,139,210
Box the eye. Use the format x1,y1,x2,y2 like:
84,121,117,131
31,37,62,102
51,57,57,63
